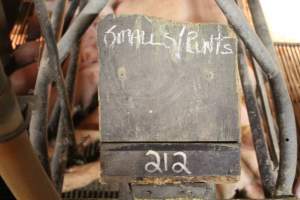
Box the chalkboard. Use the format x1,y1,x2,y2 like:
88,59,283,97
97,15,239,142
101,143,240,181
97,15,240,182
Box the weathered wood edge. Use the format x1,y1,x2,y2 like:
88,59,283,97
100,143,240,183
101,175,240,184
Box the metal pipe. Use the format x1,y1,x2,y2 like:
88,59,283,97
247,0,280,170
0,61,60,200
51,0,67,40
57,0,108,63
247,0,278,60
38,0,68,143
31,0,107,178
49,1,108,191
51,43,80,192
238,42,275,197
47,0,106,134
253,60,280,168
215,0,277,78
47,43,81,139
62,0,80,34
30,0,69,175
215,0,298,196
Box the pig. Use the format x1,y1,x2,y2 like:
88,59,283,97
12,41,40,68
27,15,41,41
9,62,38,95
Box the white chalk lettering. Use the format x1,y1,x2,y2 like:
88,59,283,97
118,29,132,45
144,150,192,175
104,25,117,47
145,150,163,173
175,26,186,59
201,35,214,55
221,43,233,55
172,152,192,174
103,25,234,57
186,31,198,54
163,31,177,49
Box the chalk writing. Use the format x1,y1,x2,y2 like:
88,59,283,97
145,150,163,173
103,25,233,58
144,150,192,175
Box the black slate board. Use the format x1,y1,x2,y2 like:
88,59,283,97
101,143,240,180
97,15,239,142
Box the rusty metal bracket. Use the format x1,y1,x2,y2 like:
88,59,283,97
215,0,298,196
238,42,275,197
247,0,280,169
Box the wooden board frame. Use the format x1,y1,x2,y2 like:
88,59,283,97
101,143,240,183
97,14,239,143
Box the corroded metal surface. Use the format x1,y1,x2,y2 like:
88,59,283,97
216,0,298,196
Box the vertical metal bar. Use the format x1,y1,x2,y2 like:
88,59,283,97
30,0,68,176
247,0,278,60
247,0,280,169
238,42,275,197
57,0,108,63
50,43,80,192
62,0,80,34
253,60,280,167
215,0,298,196
50,0,67,40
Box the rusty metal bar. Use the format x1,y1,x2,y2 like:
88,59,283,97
51,0,67,40
253,59,280,169
57,0,108,63
215,0,277,77
215,0,298,196
31,0,108,190
62,0,80,34
247,0,280,169
48,42,80,135
48,0,107,140
238,42,275,197
50,42,80,193
30,0,70,176
247,0,278,60
43,0,68,141
48,0,81,140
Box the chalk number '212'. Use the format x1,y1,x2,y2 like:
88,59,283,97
144,150,192,175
